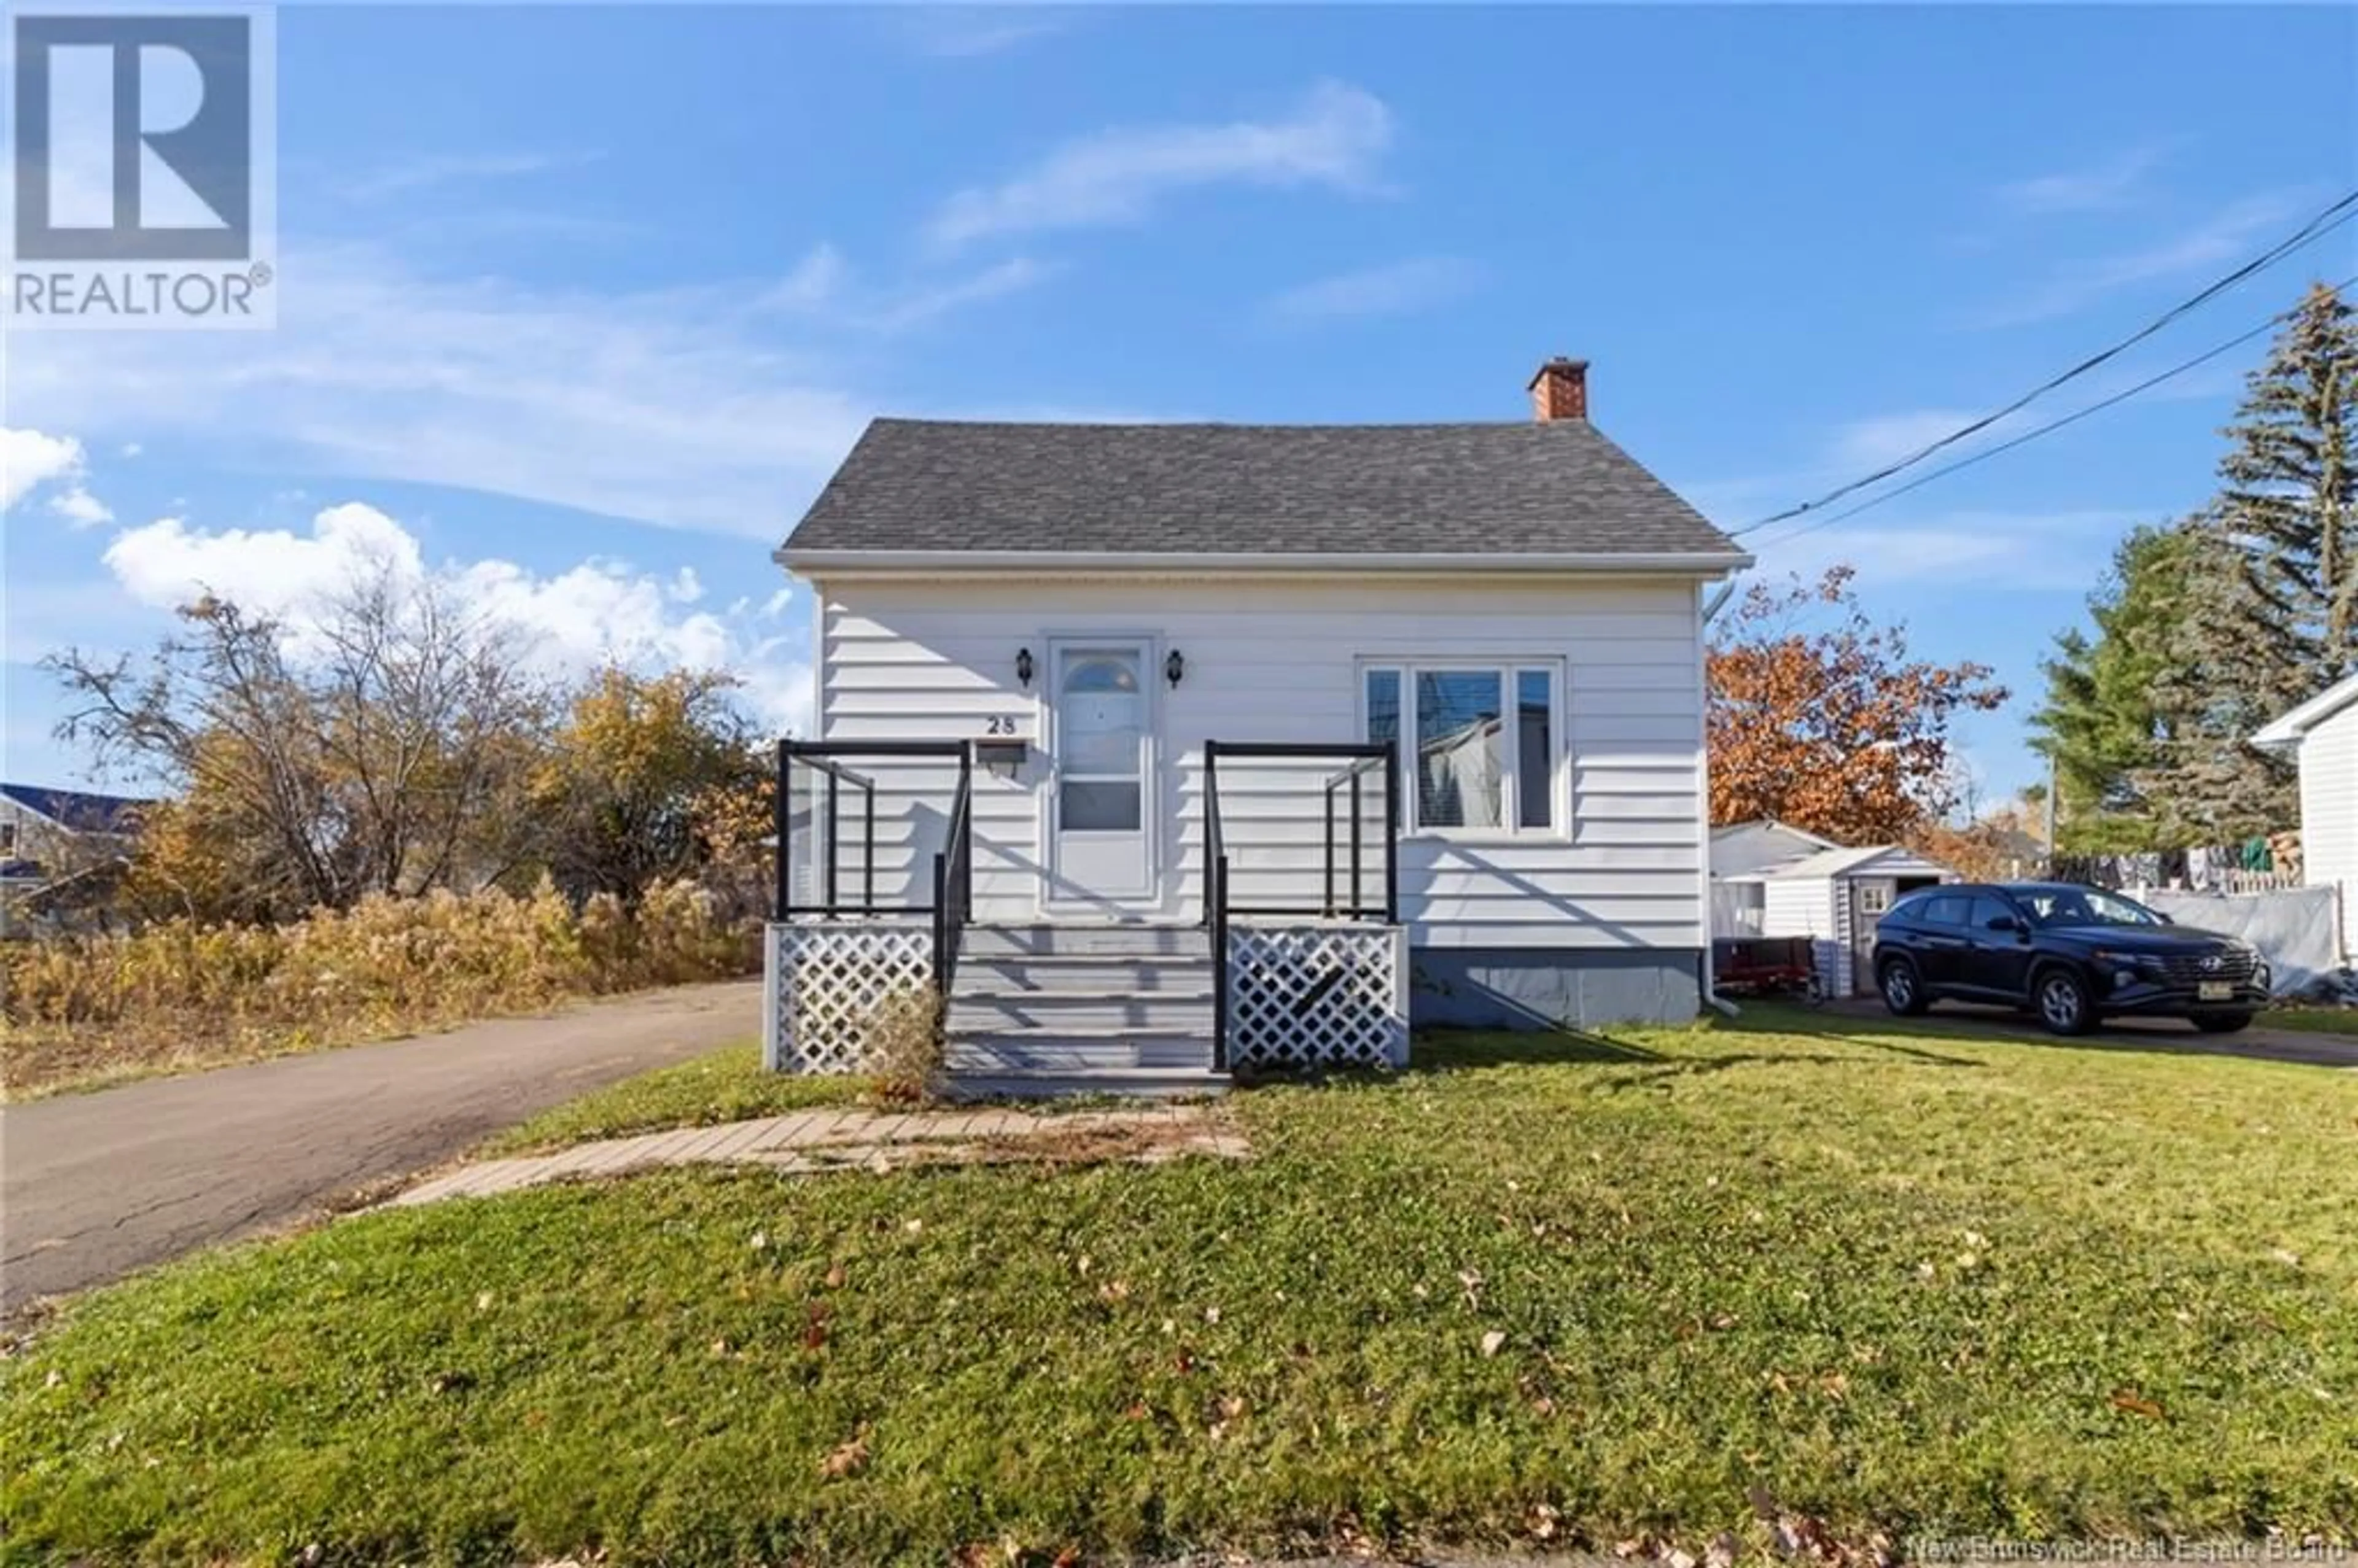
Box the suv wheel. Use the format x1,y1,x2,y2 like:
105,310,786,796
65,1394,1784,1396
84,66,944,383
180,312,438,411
2034,966,2095,1036
2190,1011,2254,1034
1878,957,1928,1017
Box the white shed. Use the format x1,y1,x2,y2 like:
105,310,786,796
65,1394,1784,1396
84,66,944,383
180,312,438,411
2254,672,2358,963
1738,844,1958,997
1708,819,1837,936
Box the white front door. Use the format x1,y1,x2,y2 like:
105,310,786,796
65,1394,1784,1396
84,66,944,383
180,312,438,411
1047,640,1156,910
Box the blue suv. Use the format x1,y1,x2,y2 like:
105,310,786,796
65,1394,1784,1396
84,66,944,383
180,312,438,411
1873,882,2268,1036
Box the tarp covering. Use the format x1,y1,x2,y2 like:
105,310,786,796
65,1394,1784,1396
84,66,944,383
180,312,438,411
2141,886,2343,996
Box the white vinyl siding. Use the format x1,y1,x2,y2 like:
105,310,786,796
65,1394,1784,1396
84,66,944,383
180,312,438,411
807,574,1710,950
2297,702,2357,958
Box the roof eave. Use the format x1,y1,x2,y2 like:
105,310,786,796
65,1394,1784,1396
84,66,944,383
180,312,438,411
776,546,1755,577
2252,671,2358,747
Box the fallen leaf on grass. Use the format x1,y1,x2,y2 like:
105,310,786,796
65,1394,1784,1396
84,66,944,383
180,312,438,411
824,1262,847,1290
820,1430,870,1479
1480,1330,1508,1357
2109,1388,2165,1420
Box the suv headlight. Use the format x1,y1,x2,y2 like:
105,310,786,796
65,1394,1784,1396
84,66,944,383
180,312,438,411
2091,949,2162,985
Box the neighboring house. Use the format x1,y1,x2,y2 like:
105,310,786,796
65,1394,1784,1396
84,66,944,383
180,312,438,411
2254,672,2358,963
765,359,1753,1087
1721,842,1957,996
0,783,150,937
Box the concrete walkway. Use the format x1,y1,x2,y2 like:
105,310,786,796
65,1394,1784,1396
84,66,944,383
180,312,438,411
391,1104,1244,1206
2,982,760,1313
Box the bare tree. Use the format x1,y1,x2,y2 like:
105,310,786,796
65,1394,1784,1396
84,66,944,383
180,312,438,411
47,562,551,920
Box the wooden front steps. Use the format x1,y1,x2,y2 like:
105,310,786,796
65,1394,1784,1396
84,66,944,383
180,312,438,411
944,925,1224,1096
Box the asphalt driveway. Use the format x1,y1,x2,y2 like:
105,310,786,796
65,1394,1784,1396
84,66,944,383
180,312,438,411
1,980,760,1314
1819,996,2358,1068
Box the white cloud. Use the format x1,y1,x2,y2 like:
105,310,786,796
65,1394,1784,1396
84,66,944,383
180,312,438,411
341,150,598,203
1267,255,1482,320
2,428,88,509
104,503,428,622
49,487,114,527
7,244,873,539
756,245,1054,332
1826,408,1993,472
100,501,815,737
1755,508,2146,591
758,244,850,312
1979,189,2319,326
888,7,1073,58
927,80,1393,250
868,257,1054,330
1996,147,2165,217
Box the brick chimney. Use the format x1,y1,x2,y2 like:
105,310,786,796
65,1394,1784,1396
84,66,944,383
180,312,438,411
1528,357,1589,422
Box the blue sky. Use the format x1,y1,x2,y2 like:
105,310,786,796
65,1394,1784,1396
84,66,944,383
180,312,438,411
7,3,2356,807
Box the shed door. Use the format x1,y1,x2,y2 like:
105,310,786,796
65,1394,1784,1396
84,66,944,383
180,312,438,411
1046,642,1156,909
1850,879,1896,995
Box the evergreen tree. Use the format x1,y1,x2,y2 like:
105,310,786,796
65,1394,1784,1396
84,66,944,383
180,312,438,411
2126,282,2356,835
2135,506,2296,840
2215,280,2358,690
2031,521,2197,850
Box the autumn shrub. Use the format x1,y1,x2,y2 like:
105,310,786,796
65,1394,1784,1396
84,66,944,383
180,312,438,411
0,881,760,1096
865,983,945,1104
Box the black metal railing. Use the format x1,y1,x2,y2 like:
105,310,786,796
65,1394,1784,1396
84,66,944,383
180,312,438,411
775,746,877,917
1323,751,1391,922
1201,740,1402,1068
932,758,975,992
774,740,975,987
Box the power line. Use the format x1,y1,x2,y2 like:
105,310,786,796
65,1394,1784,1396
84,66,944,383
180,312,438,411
1732,187,2358,538
1745,273,2357,554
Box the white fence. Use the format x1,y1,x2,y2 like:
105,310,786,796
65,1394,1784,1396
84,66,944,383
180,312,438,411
763,921,933,1074
1226,922,1410,1069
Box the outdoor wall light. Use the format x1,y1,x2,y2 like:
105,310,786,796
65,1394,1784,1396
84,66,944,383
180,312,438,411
1165,649,1186,688
1016,647,1035,689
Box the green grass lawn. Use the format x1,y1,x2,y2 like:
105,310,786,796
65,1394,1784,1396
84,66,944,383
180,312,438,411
2271,1006,2358,1037
480,1042,870,1155
7,1007,2355,1564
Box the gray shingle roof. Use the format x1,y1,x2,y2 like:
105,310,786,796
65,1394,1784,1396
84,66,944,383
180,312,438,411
783,418,1739,559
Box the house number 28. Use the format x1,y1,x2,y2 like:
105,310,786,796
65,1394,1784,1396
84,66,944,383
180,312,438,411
984,716,1019,735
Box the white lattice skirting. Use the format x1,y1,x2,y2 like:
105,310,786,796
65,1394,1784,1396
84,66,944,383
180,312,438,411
1226,923,1409,1069
764,922,934,1074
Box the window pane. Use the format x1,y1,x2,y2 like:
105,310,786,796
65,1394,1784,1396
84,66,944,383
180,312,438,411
1415,669,1504,829
1064,727,1138,775
1364,668,1401,748
1062,654,1139,694
1060,780,1140,832
1965,895,2015,931
1516,668,1553,829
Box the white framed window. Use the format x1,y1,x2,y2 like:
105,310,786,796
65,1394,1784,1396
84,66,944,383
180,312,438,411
1360,660,1563,836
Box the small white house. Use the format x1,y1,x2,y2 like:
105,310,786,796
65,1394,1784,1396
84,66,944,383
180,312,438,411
765,359,1753,1086
2254,672,2358,963
1724,842,1957,997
